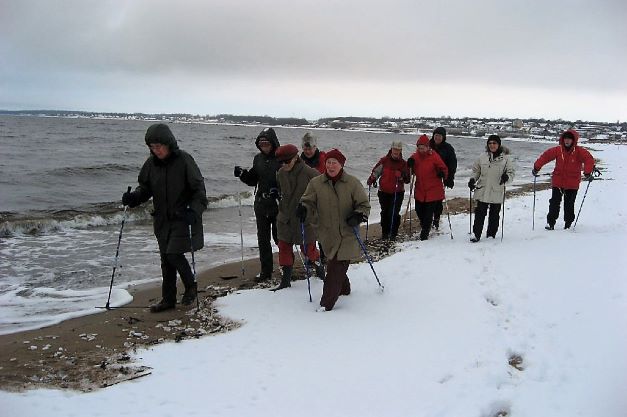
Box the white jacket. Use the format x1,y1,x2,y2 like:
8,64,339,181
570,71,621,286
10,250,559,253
471,147,515,204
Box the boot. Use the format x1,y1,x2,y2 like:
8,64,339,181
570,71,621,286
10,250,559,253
433,217,440,230
181,282,197,306
270,266,292,291
255,271,271,282
150,299,176,313
564,222,572,229
545,224,554,231
470,236,480,243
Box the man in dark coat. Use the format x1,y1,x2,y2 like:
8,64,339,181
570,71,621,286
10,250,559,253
122,124,208,312
234,127,281,282
429,127,457,230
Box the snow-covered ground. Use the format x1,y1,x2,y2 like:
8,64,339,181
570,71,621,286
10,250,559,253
2,143,626,417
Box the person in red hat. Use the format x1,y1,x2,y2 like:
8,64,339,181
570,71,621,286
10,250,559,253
299,148,370,311
407,134,448,241
271,144,324,291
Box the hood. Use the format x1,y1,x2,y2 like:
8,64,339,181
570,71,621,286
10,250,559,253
430,126,447,146
255,127,280,153
559,129,580,148
144,123,179,150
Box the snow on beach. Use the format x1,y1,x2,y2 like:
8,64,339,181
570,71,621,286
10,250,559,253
2,143,627,416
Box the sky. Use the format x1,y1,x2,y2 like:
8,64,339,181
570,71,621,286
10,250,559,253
1,0,626,122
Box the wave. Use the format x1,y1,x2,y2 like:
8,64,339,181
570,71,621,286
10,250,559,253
45,163,138,177
0,192,255,237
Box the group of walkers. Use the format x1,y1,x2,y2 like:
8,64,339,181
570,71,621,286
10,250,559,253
122,123,596,313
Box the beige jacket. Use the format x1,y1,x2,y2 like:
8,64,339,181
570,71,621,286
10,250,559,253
300,171,370,261
471,147,515,204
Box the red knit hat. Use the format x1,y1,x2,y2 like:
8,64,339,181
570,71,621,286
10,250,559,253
416,134,429,146
325,148,346,166
275,144,299,162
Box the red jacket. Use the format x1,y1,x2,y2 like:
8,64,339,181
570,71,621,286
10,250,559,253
368,151,410,194
534,129,595,190
301,150,326,174
410,150,448,202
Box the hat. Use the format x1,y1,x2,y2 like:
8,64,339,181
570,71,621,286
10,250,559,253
301,132,318,147
257,127,277,142
325,148,346,166
433,127,447,140
416,134,429,146
145,123,177,148
486,134,501,146
391,141,403,150
275,144,299,162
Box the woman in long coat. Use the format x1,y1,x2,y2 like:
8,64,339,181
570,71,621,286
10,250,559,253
468,135,515,242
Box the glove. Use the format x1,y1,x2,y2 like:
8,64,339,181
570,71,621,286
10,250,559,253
500,173,509,185
122,190,140,208
366,175,376,186
583,173,593,182
468,178,476,191
444,177,454,189
346,211,367,227
437,171,445,179
180,207,197,225
531,168,539,177
234,166,244,178
296,203,307,222
407,158,415,168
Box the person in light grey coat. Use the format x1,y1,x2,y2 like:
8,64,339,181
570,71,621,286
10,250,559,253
467,135,515,242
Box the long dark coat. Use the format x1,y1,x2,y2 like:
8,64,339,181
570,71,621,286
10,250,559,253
239,134,281,217
132,148,208,254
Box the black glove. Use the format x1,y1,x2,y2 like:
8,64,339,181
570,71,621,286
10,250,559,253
346,211,367,227
531,168,539,177
468,178,476,191
444,177,454,189
437,171,445,179
122,190,140,208
583,173,593,182
268,187,280,200
407,157,415,168
234,166,244,178
182,207,197,225
296,203,307,222
500,173,509,185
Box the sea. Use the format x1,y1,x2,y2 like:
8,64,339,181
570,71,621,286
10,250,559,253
0,115,552,334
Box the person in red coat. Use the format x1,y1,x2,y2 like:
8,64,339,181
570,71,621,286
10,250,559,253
533,129,595,230
367,141,411,240
408,134,448,240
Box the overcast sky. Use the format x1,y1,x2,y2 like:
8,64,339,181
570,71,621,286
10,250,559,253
1,0,625,121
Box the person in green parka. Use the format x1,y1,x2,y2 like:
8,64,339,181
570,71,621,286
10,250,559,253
122,124,208,312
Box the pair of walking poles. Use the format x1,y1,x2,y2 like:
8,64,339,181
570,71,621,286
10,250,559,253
101,187,200,311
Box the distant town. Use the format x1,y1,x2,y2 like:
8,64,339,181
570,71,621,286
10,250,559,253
1,109,625,142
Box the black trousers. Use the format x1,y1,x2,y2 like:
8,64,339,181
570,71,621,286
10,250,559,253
255,210,278,276
547,187,578,227
160,252,195,303
433,200,444,226
378,191,405,239
473,201,501,239
415,200,439,240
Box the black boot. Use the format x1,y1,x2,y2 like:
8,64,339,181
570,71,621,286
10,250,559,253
313,261,325,280
255,271,272,282
470,236,480,243
150,299,176,313
181,282,197,306
270,266,292,291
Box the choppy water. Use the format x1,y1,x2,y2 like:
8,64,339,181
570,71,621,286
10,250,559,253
0,115,551,334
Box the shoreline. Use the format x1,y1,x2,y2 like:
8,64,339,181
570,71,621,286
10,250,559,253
0,182,552,392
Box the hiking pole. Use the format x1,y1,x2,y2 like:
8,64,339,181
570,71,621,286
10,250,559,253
104,186,132,310
389,178,400,239
366,185,371,242
469,188,473,235
572,169,600,230
403,173,415,235
443,193,453,240
188,216,200,310
532,175,537,230
352,226,384,292
500,185,506,242
300,221,313,302
237,189,245,279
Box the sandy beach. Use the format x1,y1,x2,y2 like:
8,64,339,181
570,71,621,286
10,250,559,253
0,187,549,392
